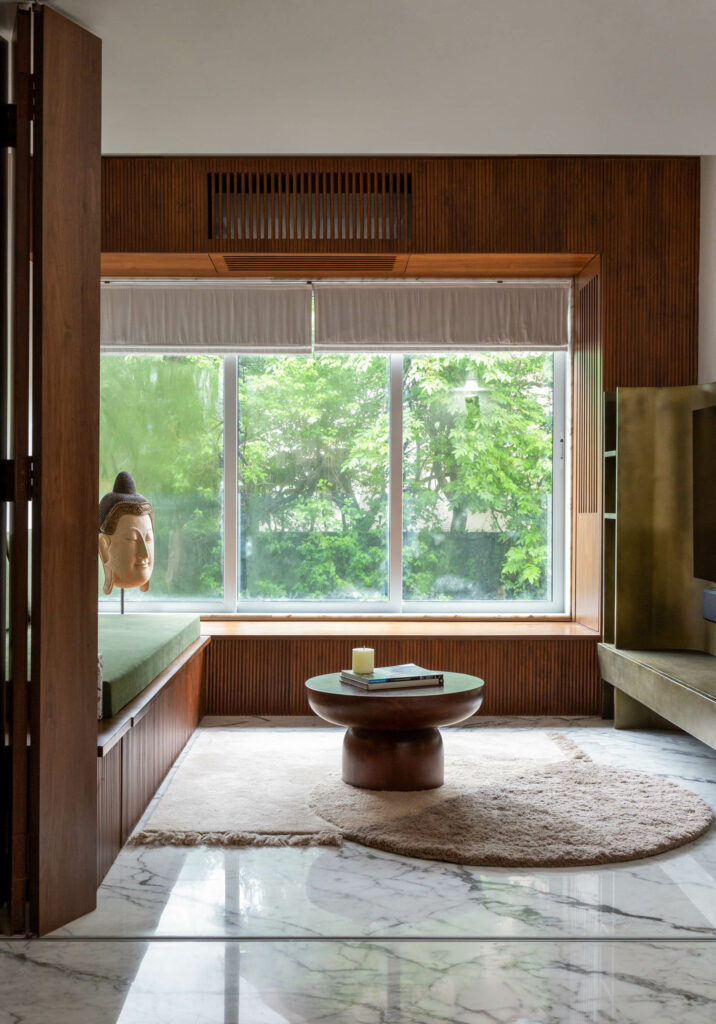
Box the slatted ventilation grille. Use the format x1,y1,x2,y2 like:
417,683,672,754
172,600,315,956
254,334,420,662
208,171,412,242
212,254,402,274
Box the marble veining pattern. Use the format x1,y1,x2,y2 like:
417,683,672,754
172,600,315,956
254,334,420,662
52,719,716,942
1,939,716,1023
2,718,716,1021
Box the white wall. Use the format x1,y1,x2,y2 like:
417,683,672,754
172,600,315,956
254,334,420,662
4,3,715,379
4,0,713,156
700,158,716,384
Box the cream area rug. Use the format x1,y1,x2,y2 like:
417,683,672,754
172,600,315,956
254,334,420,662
129,720,713,867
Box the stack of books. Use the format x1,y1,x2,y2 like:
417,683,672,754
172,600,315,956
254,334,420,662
339,663,444,691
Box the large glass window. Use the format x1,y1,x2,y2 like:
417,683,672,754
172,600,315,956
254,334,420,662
99,350,566,613
238,355,390,601
99,354,224,604
403,353,556,603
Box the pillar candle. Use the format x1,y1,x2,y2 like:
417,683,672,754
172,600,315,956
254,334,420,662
352,647,375,674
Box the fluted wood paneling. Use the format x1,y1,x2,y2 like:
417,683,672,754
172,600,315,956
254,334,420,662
102,157,194,253
204,636,600,717
102,155,700,390
601,158,699,390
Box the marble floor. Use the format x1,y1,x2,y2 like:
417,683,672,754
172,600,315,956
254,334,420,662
2,716,716,1022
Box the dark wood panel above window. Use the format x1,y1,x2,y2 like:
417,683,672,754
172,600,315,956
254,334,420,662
100,155,700,392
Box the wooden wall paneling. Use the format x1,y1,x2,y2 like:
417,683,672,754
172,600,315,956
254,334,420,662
204,636,600,718
573,258,603,631
102,157,194,253
30,7,101,935
96,742,122,885
100,156,700,394
601,158,699,391
6,7,32,934
120,645,204,843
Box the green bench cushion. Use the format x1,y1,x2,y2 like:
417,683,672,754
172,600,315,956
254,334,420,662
98,613,200,718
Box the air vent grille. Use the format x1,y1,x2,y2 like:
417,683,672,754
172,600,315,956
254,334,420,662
208,171,412,242
212,254,402,274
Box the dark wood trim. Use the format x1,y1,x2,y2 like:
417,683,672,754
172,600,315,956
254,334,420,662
29,6,102,936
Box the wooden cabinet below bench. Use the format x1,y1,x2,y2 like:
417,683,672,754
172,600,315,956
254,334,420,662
96,636,209,885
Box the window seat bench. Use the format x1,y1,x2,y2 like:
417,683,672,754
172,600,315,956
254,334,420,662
598,643,716,750
96,616,210,884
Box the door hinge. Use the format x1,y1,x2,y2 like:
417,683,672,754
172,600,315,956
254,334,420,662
1,104,17,148
0,460,13,501
0,458,35,502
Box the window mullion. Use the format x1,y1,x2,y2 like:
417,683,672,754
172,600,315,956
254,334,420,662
388,354,403,609
551,349,567,613
223,355,239,610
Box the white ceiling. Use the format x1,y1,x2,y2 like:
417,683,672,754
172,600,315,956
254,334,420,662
5,0,716,154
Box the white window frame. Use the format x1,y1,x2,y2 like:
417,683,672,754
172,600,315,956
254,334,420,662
100,310,570,617
231,350,568,615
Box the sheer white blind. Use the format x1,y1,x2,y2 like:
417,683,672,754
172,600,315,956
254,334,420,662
314,282,570,352
100,283,312,353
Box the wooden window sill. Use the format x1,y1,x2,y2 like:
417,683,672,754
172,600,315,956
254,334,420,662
200,618,598,639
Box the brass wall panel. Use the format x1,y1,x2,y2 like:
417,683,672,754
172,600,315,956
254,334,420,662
615,384,716,650
204,636,600,717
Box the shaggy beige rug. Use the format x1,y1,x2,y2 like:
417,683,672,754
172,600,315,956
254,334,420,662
130,721,712,867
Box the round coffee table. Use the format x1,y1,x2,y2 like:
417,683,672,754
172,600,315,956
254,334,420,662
305,672,484,791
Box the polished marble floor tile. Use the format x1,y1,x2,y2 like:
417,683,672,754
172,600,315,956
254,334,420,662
53,720,716,942
2,938,716,1023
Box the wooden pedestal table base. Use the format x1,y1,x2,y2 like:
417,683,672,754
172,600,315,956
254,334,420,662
305,672,485,791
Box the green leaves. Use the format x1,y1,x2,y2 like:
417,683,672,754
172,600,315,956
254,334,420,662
403,353,553,600
101,351,555,606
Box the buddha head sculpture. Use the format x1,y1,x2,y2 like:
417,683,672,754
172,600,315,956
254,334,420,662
98,471,154,595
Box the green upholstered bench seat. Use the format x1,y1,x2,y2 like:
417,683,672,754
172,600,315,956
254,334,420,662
98,613,201,718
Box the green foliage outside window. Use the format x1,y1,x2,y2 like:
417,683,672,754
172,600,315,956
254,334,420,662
99,354,224,600
239,355,390,600
99,351,554,605
403,353,553,600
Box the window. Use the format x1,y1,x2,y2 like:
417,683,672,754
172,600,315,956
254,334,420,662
99,354,224,604
99,347,566,613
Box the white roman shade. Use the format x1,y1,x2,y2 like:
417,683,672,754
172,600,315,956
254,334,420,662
101,283,312,353
314,282,570,352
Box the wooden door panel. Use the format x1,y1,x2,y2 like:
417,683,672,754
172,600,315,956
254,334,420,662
30,6,101,935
